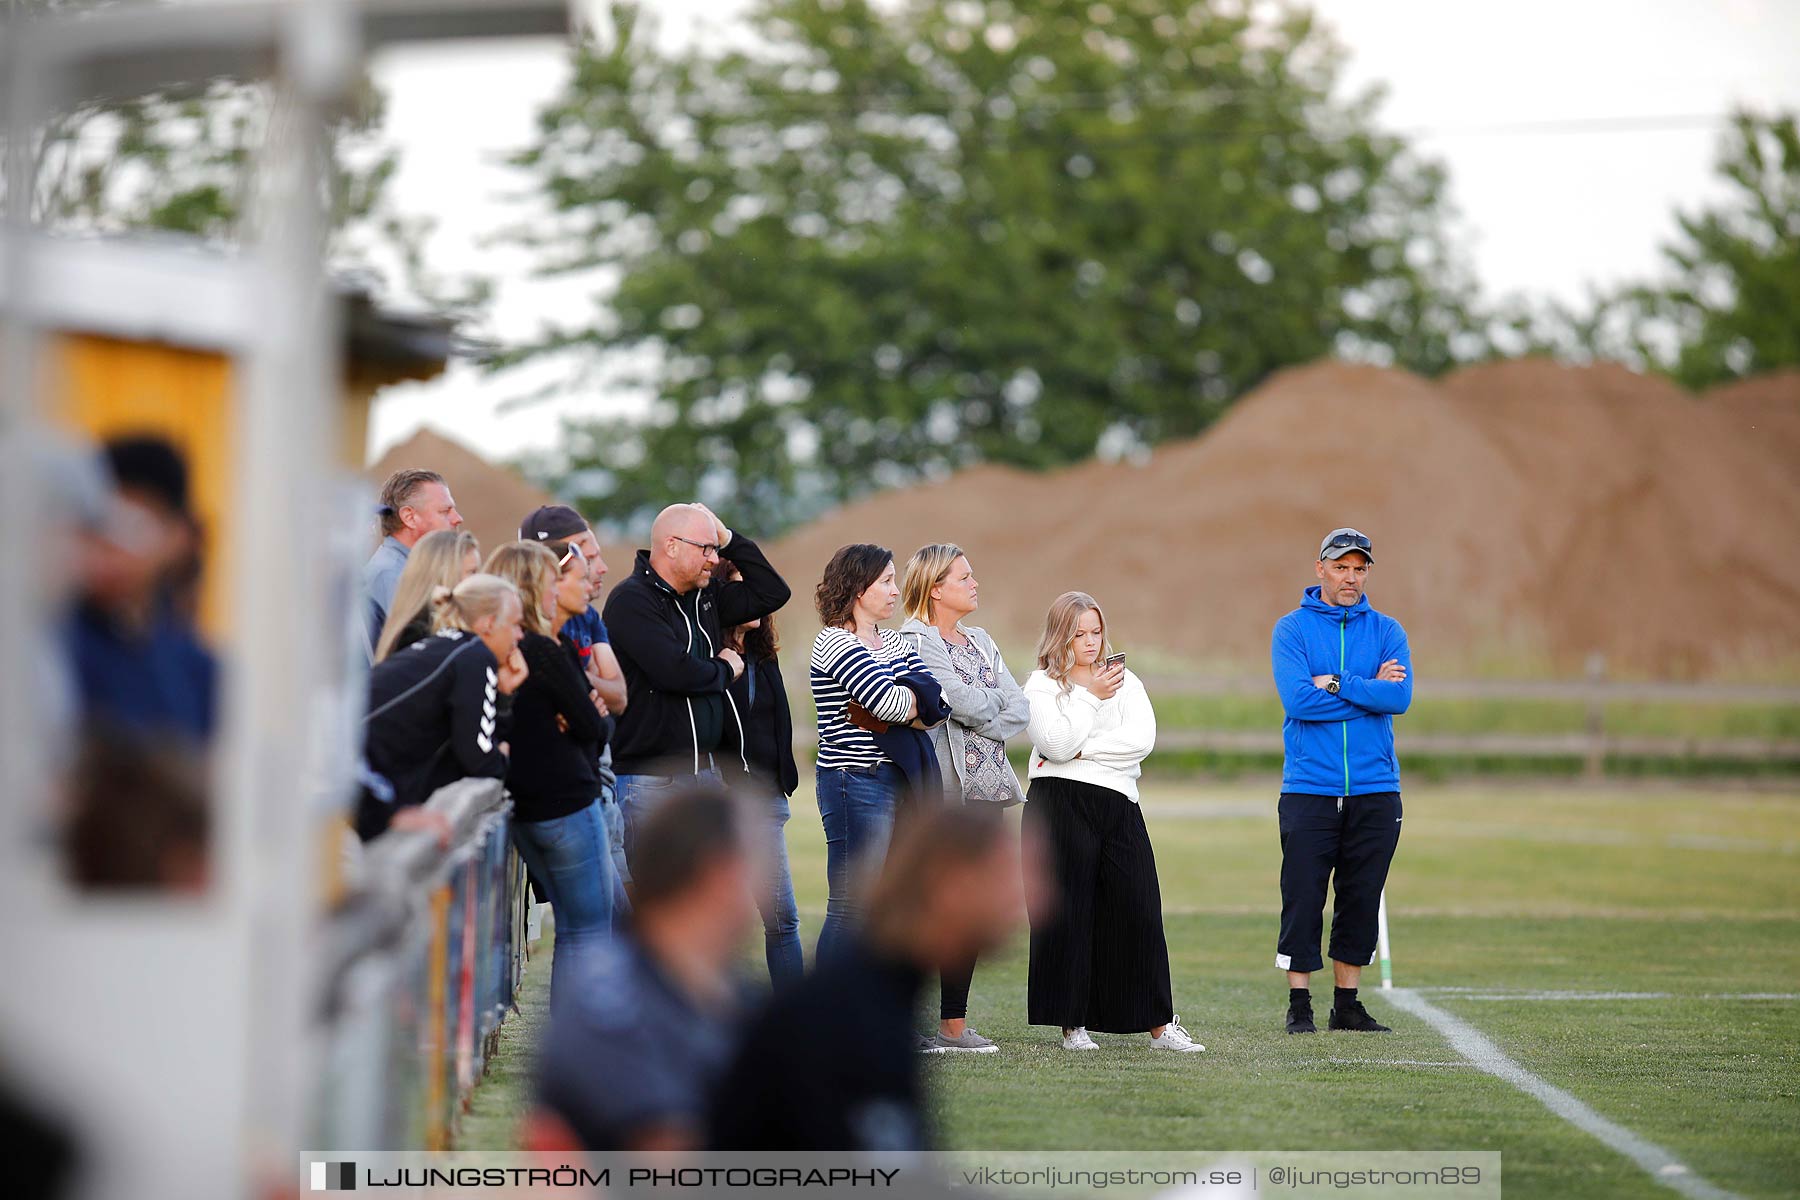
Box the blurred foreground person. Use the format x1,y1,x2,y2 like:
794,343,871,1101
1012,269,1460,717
364,468,463,657
371,528,481,662
357,573,526,840
1271,529,1412,1034
708,805,1028,1151
67,435,216,745
63,733,209,893
531,787,756,1153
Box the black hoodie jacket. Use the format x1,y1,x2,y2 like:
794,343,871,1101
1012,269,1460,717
359,629,512,839
602,534,790,776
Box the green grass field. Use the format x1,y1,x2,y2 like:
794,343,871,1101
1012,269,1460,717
463,779,1800,1198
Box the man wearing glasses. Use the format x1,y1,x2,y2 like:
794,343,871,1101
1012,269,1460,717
1270,528,1413,1035
603,503,791,862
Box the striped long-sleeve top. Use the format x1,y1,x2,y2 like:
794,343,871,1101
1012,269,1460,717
809,627,930,770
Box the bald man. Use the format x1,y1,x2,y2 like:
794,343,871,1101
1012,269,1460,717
602,503,791,861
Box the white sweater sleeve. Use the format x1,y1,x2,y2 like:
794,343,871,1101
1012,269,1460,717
1080,675,1157,768
1027,680,1104,763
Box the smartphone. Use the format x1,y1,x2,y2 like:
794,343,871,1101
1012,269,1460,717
1102,652,1126,669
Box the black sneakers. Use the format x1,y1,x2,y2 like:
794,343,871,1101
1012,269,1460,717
1285,995,1317,1034
1328,999,1393,1032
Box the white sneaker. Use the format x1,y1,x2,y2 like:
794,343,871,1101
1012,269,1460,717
1149,1015,1205,1053
1061,1027,1099,1051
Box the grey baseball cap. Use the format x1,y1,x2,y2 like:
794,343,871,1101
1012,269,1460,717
1318,527,1374,563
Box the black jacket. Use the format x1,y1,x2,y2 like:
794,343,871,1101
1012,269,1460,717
602,534,790,776
722,652,800,797
708,936,928,1151
359,630,511,839
868,672,949,806
504,632,605,823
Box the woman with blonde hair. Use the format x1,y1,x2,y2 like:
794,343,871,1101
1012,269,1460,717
1022,591,1202,1054
373,529,482,662
485,540,617,1008
359,572,526,840
898,542,1030,1053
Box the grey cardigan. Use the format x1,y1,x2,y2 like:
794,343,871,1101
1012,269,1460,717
898,617,1031,807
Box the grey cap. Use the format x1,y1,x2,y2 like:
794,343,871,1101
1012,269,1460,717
1318,527,1374,563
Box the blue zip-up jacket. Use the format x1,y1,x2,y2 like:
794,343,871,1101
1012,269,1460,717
1271,587,1413,796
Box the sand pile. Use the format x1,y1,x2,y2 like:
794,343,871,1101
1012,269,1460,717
1705,369,1800,470
767,360,1800,679
368,427,557,564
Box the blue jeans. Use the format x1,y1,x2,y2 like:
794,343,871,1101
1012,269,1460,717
510,801,614,1012
616,767,722,866
755,788,805,989
597,787,632,920
815,763,902,965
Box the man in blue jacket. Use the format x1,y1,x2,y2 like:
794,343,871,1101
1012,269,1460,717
1270,528,1412,1034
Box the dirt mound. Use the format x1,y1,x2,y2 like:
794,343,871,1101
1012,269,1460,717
368,427,556,564
1705,369,1800,473
766,360,1800,679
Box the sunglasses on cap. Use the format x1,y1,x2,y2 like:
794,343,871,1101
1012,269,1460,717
556,544,585,569
1323,532,1372,553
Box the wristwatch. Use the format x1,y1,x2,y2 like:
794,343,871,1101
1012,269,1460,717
1324,674,1342,695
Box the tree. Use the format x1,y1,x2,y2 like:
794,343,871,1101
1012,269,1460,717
1592,110,1800,390
503,0,1484,533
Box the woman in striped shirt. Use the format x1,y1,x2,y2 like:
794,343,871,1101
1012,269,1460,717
810,543,931,963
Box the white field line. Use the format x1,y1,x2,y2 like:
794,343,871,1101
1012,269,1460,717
1413,989,1800,1002
1389,988,1744,1200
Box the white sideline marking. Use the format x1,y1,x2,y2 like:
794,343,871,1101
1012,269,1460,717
1414,989,1800,1002
1390,989,1744,1200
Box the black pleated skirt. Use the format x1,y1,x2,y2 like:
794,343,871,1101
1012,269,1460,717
1024,775,1174,1034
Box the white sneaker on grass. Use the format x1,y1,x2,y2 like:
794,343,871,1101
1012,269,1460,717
1148,1015,1205,1053
933,1027,998,1053
1061,1027,1099,1051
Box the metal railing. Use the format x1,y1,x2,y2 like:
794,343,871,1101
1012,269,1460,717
314,778,528,1151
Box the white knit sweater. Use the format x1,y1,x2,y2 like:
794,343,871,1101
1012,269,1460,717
1022,668,1157,803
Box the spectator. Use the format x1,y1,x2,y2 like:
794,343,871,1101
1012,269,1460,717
602,503,790,860
1022,591,1203,1054
899,543,1031,1054
1271,528,1411,1035
372,529,481,662
364,469,462,658
63,733,209,893
716,561,804,990
521,504,630,912
67,435,217,745
519,504,626,715
358,573,525,840
485,540,617,1005
530,787,757,1152
709,805,1027,1150
808,544,933,968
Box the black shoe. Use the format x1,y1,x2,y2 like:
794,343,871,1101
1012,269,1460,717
1285,997,1317,1034
1328,1000,1393,1032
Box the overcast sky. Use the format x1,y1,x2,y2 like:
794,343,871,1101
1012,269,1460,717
364,0,1800,462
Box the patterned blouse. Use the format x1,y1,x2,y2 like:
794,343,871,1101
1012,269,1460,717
944,637,1015,804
